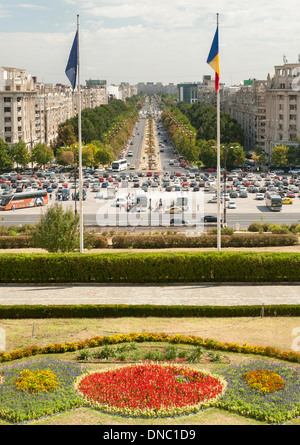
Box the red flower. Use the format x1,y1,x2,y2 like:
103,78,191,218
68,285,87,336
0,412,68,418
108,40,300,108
77,363,224,416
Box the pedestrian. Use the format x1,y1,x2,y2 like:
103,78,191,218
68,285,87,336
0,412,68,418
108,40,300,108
50,193,52,200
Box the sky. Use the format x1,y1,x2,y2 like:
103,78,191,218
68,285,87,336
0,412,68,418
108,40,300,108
0,0,299,87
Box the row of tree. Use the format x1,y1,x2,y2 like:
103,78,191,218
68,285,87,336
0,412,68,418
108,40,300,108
175,101,245,146
160,101,246,170
0,96,142,171
58,96,141,147
252,144,300,168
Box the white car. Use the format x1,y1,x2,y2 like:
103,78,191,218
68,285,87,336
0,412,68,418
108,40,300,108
255,193,264,200
227,201,236,209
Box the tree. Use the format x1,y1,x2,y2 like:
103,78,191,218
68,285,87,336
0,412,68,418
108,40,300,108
56,124,77,149
32,203,80,252
56,149,75,166
271,145,289,167
251,147,266,166
82,146,94,167
12,141,31,169
94,146,114,166
0,138,13,171
32,143,54,168
224,144,246,170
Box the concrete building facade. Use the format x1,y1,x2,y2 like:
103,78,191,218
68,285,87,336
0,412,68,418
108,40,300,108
197,61,300,159
0,67,137,149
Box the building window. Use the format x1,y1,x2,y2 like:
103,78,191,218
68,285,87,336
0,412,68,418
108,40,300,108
4,117,11,123
5,127,11,132
4,107,11,113
4,97,11,103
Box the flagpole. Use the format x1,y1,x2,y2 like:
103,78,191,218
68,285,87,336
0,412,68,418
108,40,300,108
77,14,84,253
216,13,221,252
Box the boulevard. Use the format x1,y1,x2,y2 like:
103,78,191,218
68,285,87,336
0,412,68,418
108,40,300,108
1,96,300,230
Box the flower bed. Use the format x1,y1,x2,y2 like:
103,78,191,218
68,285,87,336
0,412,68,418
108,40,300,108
216,360,300,423
1,332,300,365
241,369,285,394
75,363,226,418
0,358,86,423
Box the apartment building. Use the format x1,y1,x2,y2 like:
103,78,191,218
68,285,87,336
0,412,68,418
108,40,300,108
225,80,267,152
197,61,300,159
0,67,36,146
0,67,137,149
265,62,300,155
137,82,177,96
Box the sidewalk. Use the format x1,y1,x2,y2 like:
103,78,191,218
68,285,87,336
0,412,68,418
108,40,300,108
1,284,300,306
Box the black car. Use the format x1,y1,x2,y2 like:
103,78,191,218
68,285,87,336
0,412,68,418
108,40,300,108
170,218,189,226
202,215,223,223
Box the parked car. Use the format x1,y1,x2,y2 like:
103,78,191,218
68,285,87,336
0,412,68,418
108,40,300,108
282,197,293,204
255,193,264,200
170,218,190,226
227,201,236,209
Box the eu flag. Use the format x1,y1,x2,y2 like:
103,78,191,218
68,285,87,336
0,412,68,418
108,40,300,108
65,30,78,90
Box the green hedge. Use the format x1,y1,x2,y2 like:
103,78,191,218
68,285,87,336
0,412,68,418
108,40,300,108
0,236,35,248
111,233,298,248
0,304,299,318
0,252,300,283
0,235,109,249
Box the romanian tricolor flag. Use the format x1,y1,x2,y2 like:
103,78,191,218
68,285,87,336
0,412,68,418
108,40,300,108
207,26,220,91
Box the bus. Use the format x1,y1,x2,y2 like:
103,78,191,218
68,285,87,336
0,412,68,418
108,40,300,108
0,190,48,211
112,159,128,172
265,192,282,211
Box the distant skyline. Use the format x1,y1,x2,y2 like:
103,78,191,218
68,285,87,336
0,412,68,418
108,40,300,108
0,0,299,87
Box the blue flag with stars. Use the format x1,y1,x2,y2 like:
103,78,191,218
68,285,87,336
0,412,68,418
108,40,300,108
65,30,78,90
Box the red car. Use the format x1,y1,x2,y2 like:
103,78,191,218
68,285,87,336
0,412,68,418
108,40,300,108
205,168,216,172
287,192,295,198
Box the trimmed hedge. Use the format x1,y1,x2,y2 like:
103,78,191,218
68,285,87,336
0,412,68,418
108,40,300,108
0,236,35,249
0,235,109,249
0,252,300,283
0,304,299,319
111,233,298,248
